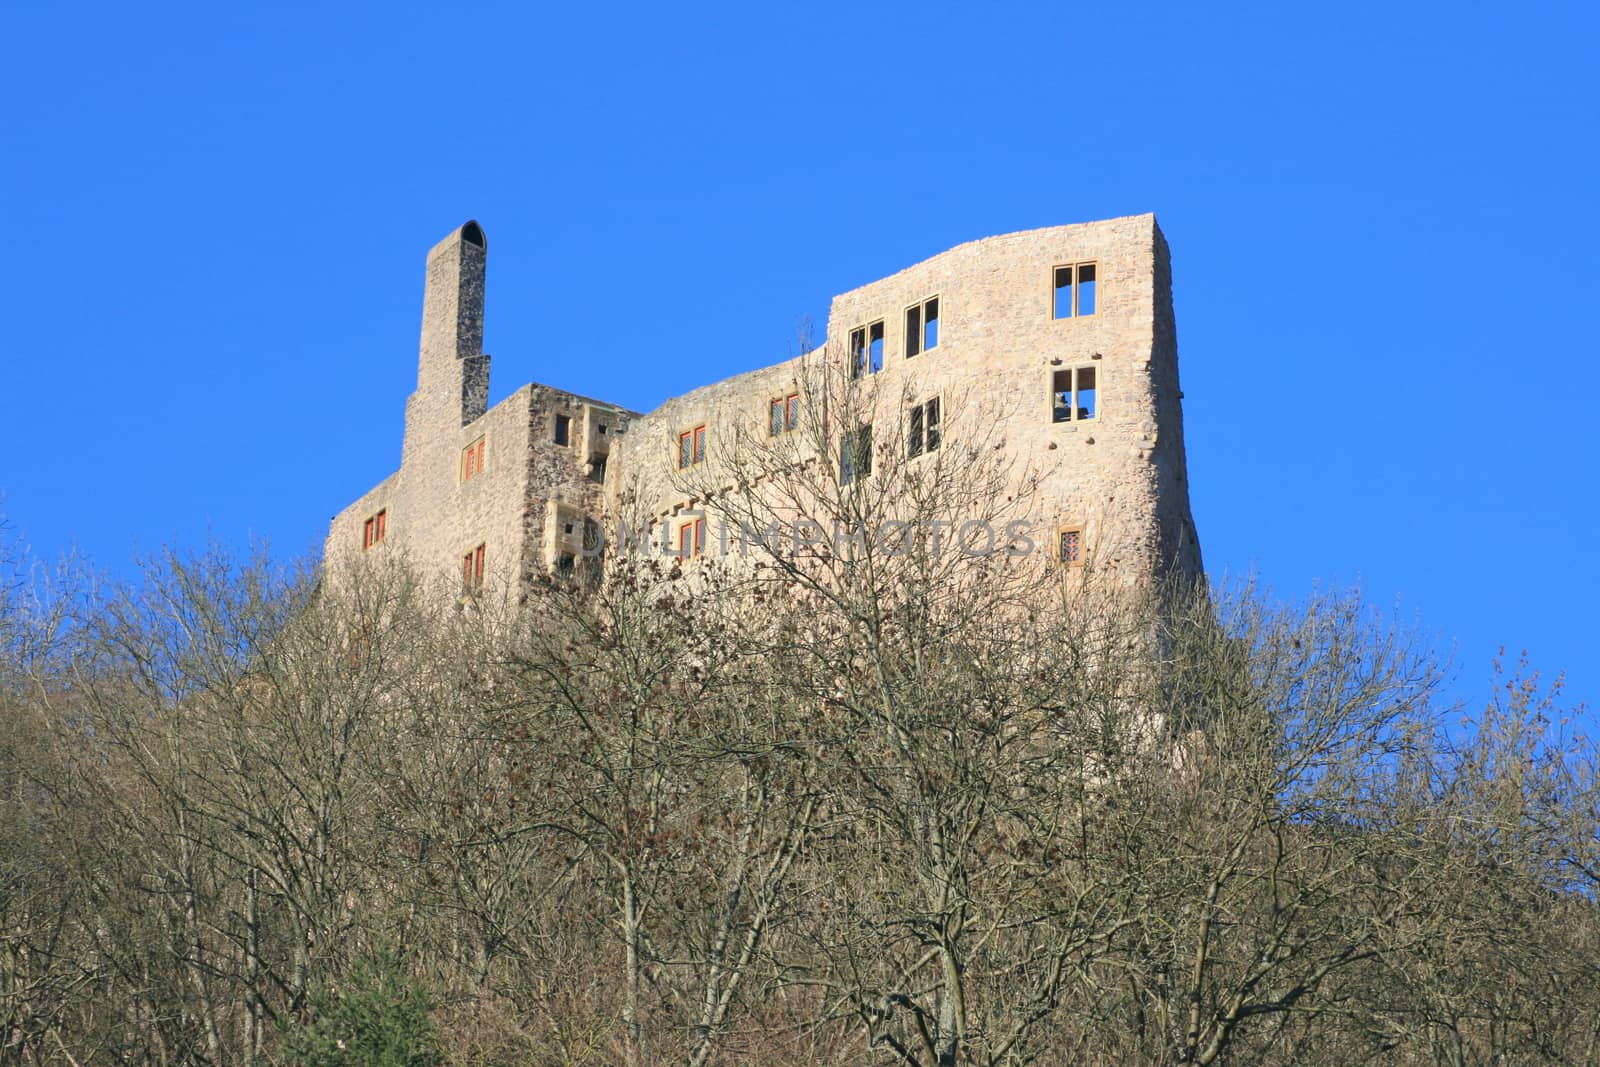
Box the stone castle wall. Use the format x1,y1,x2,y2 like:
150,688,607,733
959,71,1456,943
606,213,1201,581
325,214,1202,594
325,223,633,600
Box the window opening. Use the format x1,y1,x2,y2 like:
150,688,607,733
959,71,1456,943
1059,526,1084,566
905,296,940,357
677,517,707,558
362,509,387,549
849,320,886,377
841,425,873,485
1054,262,1097,319
462,543,486,593
909,397,942,457
1051,367,1098,423
678,424,707,468
769,393,800,435
462,438,486,481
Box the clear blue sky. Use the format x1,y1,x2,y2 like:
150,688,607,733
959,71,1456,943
2,1,1595,709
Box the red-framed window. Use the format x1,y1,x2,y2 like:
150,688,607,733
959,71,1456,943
462,438,486,481
462,542,486,593
1059,527,1083,566
770,393,800,436
347,624,373,669
678,517,706,558
678,424,707,468
362,509,387,550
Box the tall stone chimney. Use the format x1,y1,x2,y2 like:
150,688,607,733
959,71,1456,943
402,221,491,468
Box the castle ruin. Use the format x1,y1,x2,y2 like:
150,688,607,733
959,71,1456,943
324,215,1202,593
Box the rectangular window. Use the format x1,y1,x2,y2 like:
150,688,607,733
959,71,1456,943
678,424,707,468
849,321,886,377
909,397,942,457
362,508,387,550
554,414,571,446
905,295,939,357
1058,526,1084,566
677,518,706,559
346,624,372,669
462,542,486,593
1053,262,1097,319
840,425,873,485
1051,367,1098,423
769,393,800,436
461,437,486,481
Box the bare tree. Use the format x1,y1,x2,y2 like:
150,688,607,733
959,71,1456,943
2,445,1597,1067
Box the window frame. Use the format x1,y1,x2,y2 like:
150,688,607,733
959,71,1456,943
678,423,708,469
769,392,801,436
908,396,942,459
1057,524,1086,568
461,436,487,482
840,424,873,486
362,508,387,550
1051,366,1099,424
1052,261,1098,320
554,413,571,447
849,320,886,378
904,294,940,358
677,516,707,559
346,623,373,670
462,542,486,594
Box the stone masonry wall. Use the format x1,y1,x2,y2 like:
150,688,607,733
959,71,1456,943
327,214,1202,593
326,223,633,601
605,213,1202,583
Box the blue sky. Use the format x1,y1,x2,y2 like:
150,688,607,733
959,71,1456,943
2,0,1596,710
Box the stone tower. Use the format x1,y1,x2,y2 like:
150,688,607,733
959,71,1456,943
404,220,489,468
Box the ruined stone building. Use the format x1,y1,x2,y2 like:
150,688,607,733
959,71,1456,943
323,215,1203,594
